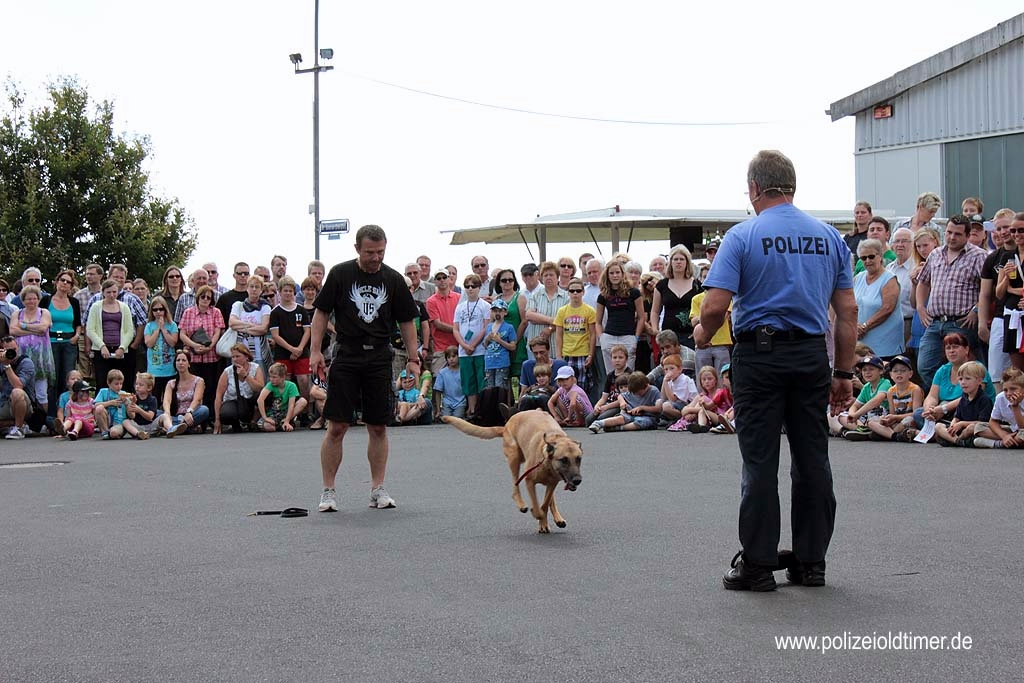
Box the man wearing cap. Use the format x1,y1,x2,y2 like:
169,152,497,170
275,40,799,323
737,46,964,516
915,214,987,389
520,263,541,298
310,224,419,514
694,150,857,592
425,269,459,375
0,335,35,439
705,240,720,263
967,215,988,249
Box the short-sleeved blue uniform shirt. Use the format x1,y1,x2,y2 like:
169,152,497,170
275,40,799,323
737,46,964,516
703,203,853,334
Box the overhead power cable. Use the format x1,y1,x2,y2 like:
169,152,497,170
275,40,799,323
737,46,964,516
339,71,778,127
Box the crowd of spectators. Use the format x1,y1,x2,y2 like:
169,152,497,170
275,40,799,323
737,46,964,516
3,192,1022,449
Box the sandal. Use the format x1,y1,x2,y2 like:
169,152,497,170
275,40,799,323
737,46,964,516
309,417,325,430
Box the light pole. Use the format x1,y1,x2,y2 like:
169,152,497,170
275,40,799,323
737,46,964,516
290,0,333,260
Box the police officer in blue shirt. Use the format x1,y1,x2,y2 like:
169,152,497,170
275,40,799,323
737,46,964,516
694,150,858,591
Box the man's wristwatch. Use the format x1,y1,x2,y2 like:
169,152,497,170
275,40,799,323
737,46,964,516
832,369,854,380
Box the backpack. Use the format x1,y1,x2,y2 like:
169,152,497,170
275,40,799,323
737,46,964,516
474,385,512,427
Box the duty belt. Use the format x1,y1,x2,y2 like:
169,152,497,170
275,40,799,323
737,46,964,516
734,327,824,343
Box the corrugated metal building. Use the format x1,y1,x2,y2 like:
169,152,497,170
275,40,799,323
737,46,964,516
828,12,1024,217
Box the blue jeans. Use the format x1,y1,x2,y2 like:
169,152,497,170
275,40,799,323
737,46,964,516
171,404,210,427
917,320,980,390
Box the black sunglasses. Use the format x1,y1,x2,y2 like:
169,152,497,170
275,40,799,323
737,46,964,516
151,307,166,312
499,278,515,283
464,284,480,289
568,288,584,293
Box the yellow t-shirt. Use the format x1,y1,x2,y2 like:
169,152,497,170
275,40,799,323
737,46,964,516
554,303,596,357
690,292,733,346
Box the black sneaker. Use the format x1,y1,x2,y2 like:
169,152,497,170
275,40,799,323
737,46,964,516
723,551,777,591
786,559,827,587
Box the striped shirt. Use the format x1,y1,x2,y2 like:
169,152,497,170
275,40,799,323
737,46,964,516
526,287,568,348
919,243,986,318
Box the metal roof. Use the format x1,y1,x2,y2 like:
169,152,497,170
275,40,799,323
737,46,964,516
827,12,1024,122
440,207,872,261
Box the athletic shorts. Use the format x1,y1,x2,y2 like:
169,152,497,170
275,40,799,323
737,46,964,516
459,355,485,396
275,357,310,377
324,345,393,425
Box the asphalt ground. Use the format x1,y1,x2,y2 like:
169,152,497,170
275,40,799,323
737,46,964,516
1,424,1020,682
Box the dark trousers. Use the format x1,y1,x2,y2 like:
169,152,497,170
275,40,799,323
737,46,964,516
93,348,137,390
732,338,837,566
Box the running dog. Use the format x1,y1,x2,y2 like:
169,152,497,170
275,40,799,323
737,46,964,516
442,411,583,533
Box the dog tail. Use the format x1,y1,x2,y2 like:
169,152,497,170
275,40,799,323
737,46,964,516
441,416,505,440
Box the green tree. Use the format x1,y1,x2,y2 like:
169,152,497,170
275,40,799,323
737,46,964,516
0,78,196,289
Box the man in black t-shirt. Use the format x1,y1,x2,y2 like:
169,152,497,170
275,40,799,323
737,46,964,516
978,210,1019,385
310,225,419,513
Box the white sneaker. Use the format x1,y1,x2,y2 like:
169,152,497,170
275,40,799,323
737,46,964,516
5,426,24,440
318,488,338,512
588,421,603,434
369,485,396,509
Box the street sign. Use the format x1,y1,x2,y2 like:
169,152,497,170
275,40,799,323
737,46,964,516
328,234,341,240
319,219,349,234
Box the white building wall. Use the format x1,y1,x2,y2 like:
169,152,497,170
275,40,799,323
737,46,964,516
855,144,944,217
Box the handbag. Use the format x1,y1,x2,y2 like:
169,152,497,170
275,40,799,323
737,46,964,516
227,367,254,423
216,328,238,358
191,326,212,347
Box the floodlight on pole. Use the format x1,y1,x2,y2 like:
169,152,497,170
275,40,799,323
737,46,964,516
289,0,334,260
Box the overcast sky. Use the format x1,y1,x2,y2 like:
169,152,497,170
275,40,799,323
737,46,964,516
3,1,1020,280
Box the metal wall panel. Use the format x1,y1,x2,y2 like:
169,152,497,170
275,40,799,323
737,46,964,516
855,144,944,216
853,38,1024,152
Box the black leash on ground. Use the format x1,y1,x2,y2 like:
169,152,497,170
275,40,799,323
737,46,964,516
247,507,309,518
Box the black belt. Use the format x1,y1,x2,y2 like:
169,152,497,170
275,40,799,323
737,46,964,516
734,327,824,343
50,331,75,341
337,341,390,351
934,313,970,322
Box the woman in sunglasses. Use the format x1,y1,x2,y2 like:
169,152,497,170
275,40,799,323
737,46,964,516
494,269,528,390
46,270,83,417
157,266,186,319
144,296,181,400
178,285,225,413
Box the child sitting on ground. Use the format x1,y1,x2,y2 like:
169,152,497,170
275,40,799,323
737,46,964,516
660,353,699,427
589,371,663,433
547,365,593,427
837,356,892,440
934,361,993,447
587,344,631,426
588,373,629,426
974,367,1024,448
866,355,922,443
394,369,428,425
709,364,736,434
121,372,160,440
56,378,96,441
433,346,467,419
670,365,725,433
509,363,556,417
257,362,308,432
94,369,130,440
51,370,83,438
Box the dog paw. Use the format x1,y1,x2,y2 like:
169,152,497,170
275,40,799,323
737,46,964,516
519,507,528,513
538,527,550,534
555,520,566,528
